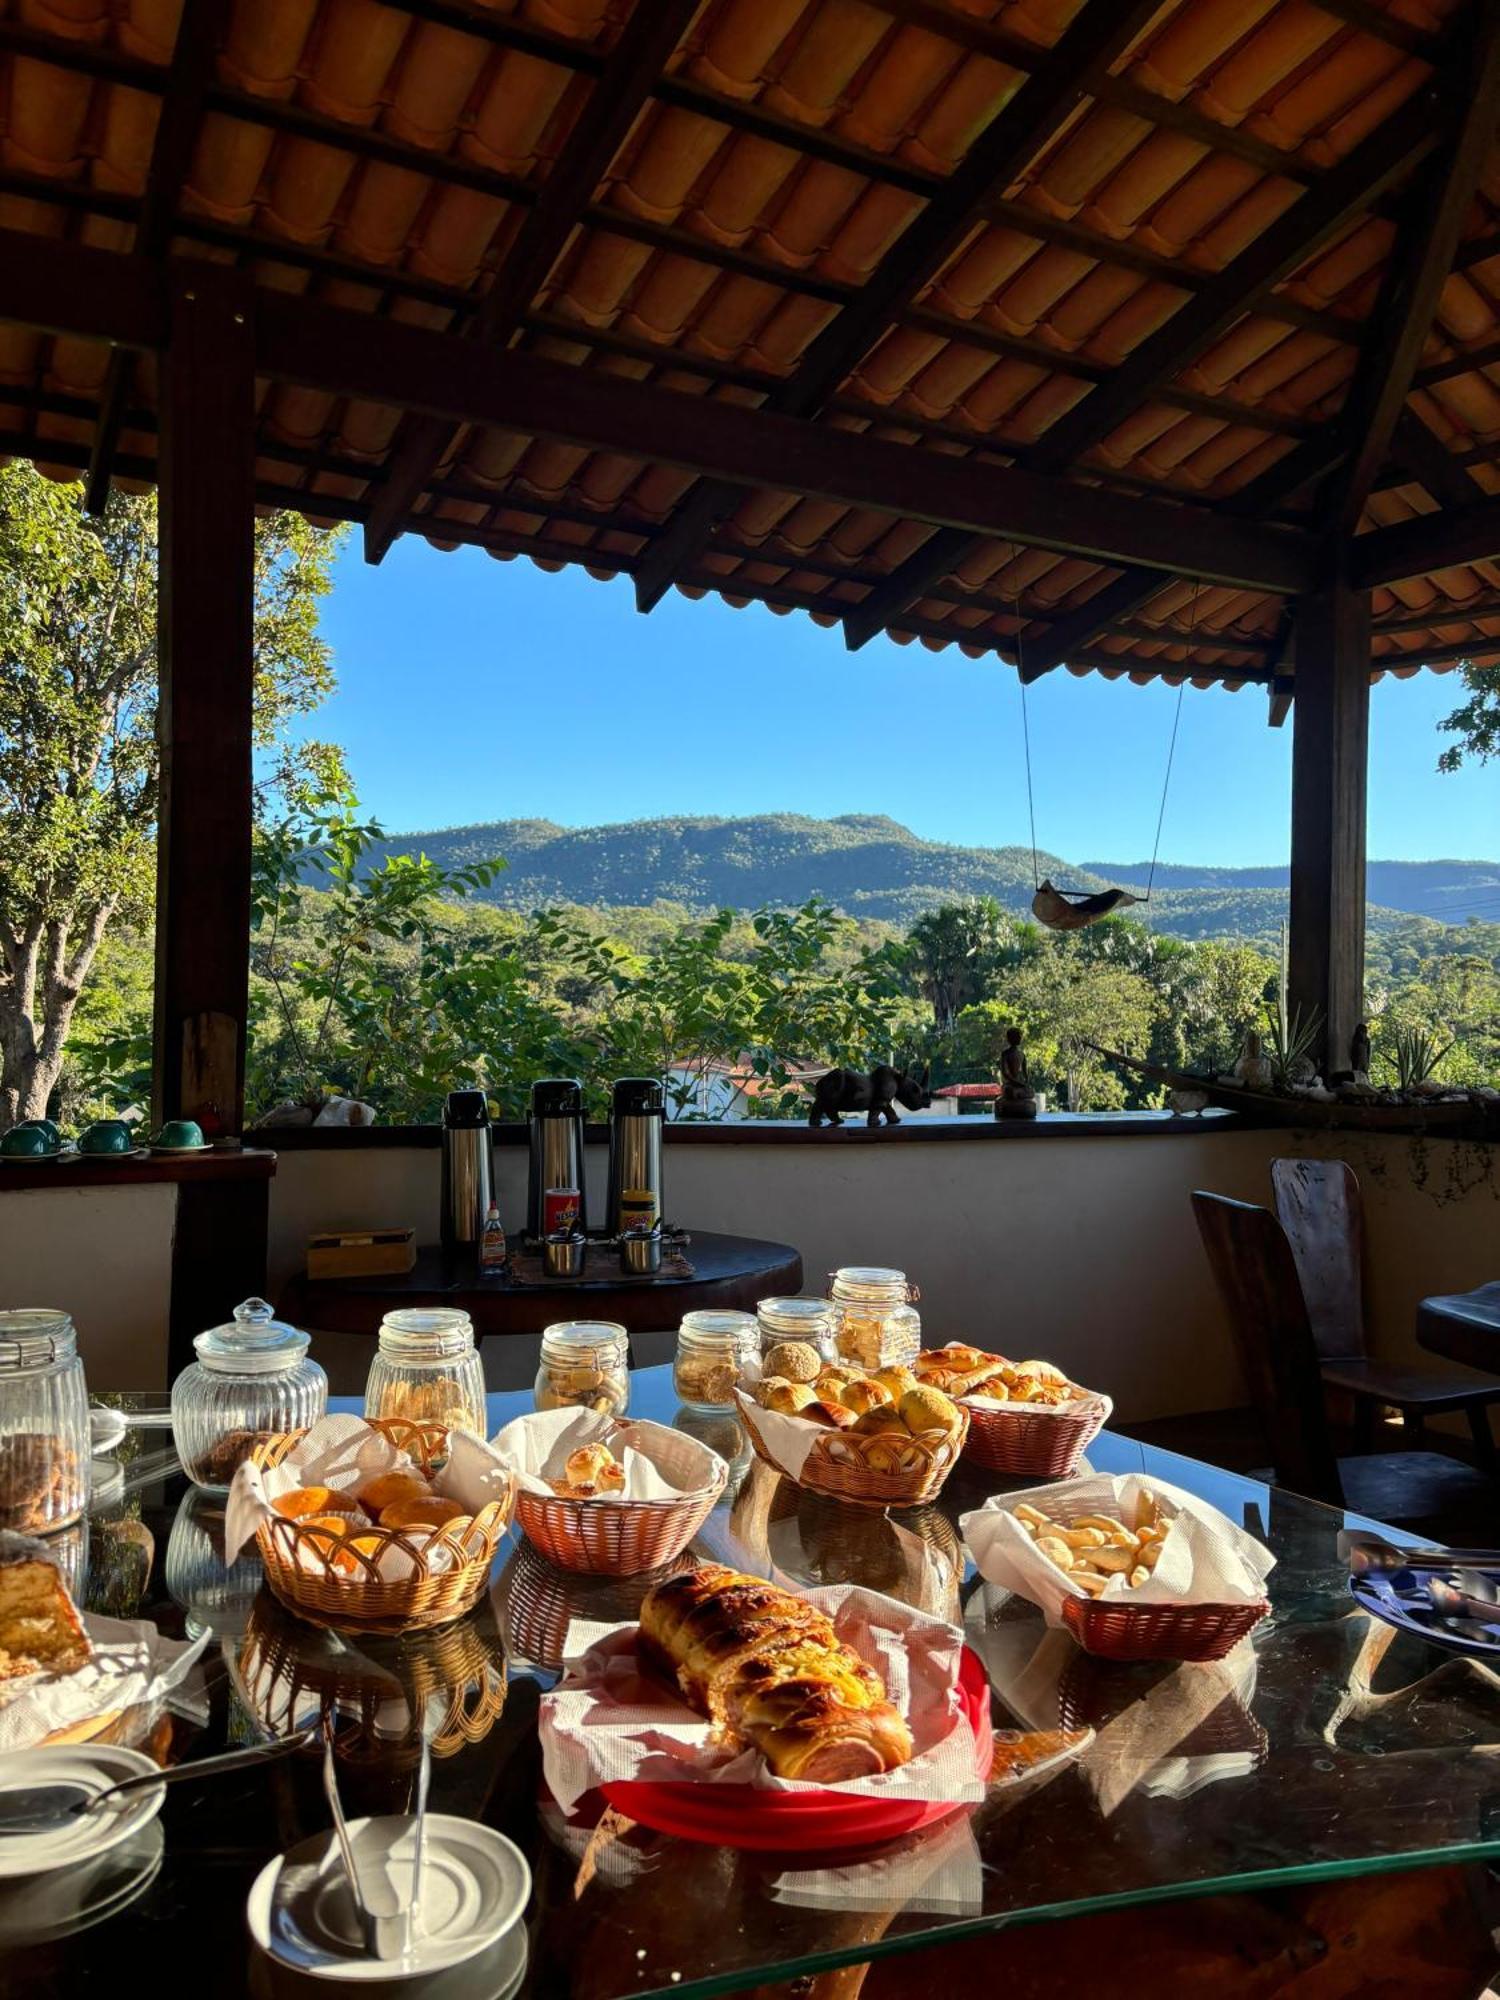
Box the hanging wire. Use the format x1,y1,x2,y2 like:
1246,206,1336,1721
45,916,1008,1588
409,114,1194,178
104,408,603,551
1008,545,1042,892
1143,579,1201,905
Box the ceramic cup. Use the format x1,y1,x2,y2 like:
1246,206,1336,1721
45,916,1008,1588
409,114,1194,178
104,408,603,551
1,1122,57,1159
154,1119,206,1151
79,1119,134,1157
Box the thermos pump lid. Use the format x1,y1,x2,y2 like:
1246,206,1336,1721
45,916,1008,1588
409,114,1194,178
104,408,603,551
611,1077,664,1116
444,1088,490,1128
531,1078,584,1117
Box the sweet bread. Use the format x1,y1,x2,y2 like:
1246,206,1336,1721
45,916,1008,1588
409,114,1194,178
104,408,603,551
357,1470,431,1514
379,1494,469,1529
550,1442,627,1498
272,1485,365,1522
759,1378,818,1416
838,1379,893,1417
639,1563,913,1781
762,1341,823,1385
0,1530,90,1679
801,1400,858,1429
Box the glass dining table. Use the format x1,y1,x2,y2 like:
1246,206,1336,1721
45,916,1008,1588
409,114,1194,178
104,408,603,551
7,1365,1500,2000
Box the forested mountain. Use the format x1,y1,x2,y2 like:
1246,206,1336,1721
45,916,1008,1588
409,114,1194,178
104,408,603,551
356,813,1500,940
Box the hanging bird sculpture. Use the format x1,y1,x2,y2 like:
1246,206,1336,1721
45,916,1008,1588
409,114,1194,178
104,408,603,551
1032,878,1144,932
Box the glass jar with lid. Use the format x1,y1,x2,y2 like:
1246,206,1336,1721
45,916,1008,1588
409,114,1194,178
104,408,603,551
673,1309,757,1413
364,1308,486,1439
172,1298,328,1491
755,1297,837,1367
0,1310,90,1533
534,1321,630,1416
827,1267,921,1372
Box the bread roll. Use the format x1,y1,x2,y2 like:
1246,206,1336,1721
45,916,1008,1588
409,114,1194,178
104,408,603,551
639,1563,913,1781
838,1378,893,1416
356,1470,431,1514
759,1378,817,1415
379,1494,468,1529
801,1400,858,1429
762,1341,823,1384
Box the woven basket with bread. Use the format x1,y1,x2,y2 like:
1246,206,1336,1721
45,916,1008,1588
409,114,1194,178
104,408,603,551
915,1345,1108,1480
251,1418,512,1634
735,1344,968,1510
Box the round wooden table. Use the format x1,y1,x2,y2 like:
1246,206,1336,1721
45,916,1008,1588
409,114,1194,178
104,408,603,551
278,1231,803,1381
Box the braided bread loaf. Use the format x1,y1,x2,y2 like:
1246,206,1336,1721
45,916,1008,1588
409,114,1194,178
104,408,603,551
639,1563,913,1781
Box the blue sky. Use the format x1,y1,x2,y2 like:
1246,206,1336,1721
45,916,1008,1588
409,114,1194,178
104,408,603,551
297,535,1499,866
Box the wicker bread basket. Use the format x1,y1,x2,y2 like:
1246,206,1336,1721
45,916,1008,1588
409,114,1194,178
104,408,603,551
251,1418,512,1634
961,1394,1108,1479
503,1414,727,1576
736,1392,968,1511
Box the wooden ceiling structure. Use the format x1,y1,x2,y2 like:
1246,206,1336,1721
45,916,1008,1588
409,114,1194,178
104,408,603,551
3,0,1500,1123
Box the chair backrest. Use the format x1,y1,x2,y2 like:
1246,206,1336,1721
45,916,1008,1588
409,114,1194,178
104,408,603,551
1191,1190,1343,1506
1271,1157,1365,1361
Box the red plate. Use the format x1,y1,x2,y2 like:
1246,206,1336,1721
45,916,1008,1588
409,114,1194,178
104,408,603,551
601,1645,993,1851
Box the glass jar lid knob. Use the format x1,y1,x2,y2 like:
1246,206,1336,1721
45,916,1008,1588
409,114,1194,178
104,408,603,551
193,1296,310,1372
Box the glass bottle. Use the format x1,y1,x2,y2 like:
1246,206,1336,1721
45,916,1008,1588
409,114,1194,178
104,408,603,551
171,1298,328,1490
673,1309,757,1413
827,1267,922,1372
534,1321,630,1416
364,1308,487,1438
0,1309,90,1532
755,1297,838,1366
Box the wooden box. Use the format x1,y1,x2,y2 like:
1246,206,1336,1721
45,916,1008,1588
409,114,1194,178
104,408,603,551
306,1227,416,1281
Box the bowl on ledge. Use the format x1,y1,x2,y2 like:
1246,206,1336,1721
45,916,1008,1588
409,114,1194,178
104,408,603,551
151,1119,208,1154
78,1119,136,1159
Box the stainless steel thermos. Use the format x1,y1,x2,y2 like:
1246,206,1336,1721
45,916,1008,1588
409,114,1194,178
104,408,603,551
606,1077,665,1273
440,1088,492,1251
527,1078,588,1242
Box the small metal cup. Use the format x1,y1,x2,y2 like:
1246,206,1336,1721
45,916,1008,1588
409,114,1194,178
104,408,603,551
620,1229,663,1276
542,1232,586,1279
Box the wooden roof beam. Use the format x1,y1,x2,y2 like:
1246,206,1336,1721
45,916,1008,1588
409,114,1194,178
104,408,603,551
1327,3,1500,532
1351,495,1500,587
632,0,1164,614
84,0,225,514
248,282,1316,591
362,0,705,565
841,82,1444,651
1389,409,1482,512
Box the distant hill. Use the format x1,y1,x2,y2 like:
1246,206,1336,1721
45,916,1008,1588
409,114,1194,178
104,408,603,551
357,813,1500,939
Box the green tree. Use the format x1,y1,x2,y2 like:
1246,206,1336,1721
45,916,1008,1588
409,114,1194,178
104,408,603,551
0,464,343,1129
898,897,1011,1032
1438,660,1500,770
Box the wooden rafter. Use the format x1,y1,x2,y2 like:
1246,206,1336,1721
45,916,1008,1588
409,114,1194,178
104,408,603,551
1352,496,1500,588
631,0,1165,614
83,0,225,513
1327,2,1500,531
1389,410,1481,512
361,0,705,564
841,79,1445,651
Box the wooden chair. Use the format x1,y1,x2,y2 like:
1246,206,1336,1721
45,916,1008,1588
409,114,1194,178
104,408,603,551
1272,1158,1500,1470
1191,1190,1496,1532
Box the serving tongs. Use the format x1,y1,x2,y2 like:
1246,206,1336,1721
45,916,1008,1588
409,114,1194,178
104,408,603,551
320,1719,428,1962
1342,1531,1500,1575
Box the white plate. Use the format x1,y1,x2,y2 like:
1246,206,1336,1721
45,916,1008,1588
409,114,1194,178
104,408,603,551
247,1813,530,1983
249,1924,526,2000
0,1746,166,1879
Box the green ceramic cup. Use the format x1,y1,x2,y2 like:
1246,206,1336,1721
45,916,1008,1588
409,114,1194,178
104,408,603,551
1,1122,56,1159
79,1119,134,1157
31,1118,62,1150
154,1118,207,1151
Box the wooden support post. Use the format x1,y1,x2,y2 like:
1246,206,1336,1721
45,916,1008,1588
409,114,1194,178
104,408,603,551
1287,575,1371,1078
153,265,256,1132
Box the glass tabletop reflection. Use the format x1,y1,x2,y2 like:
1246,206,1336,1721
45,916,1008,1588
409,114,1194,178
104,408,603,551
7,1369,1500,2000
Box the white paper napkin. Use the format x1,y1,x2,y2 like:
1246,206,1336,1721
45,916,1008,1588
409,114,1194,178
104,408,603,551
490,1406,722,1504
961,1473,1274,1626
0,1615,209,1752
539,1583,983,1813
224,1414,511,1571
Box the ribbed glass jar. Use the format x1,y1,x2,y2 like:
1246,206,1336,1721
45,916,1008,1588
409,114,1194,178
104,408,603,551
828,1267,921,1372
534,1321,630,1416
0,1309,90,1532
364,1308,486,1438
172,1298,327,1491
755,1297,837,1365
673,1309,757,1413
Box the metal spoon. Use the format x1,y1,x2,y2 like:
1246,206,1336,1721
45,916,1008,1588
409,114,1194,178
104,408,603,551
0,1728,317,1837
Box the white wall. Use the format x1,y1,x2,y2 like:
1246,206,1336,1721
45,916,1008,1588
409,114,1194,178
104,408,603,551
265,1129,1500,1423
0,1183,176,1386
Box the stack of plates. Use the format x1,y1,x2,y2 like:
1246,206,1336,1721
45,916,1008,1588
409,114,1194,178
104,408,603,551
247,1815,530,1997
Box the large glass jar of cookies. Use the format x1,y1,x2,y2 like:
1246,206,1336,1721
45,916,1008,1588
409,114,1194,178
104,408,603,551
673,1310,757,1413
0,1309,90,1532
828,1267,921,1372
534,1320,630,1416
364,1308,486,1439
173,1298,329,1491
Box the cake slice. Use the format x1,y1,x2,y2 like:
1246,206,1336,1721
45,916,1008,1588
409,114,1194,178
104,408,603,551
0,1529,91,1680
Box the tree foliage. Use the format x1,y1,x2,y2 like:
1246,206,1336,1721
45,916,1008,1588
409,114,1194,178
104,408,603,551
0,463,344,1128
1438,661,1500,771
